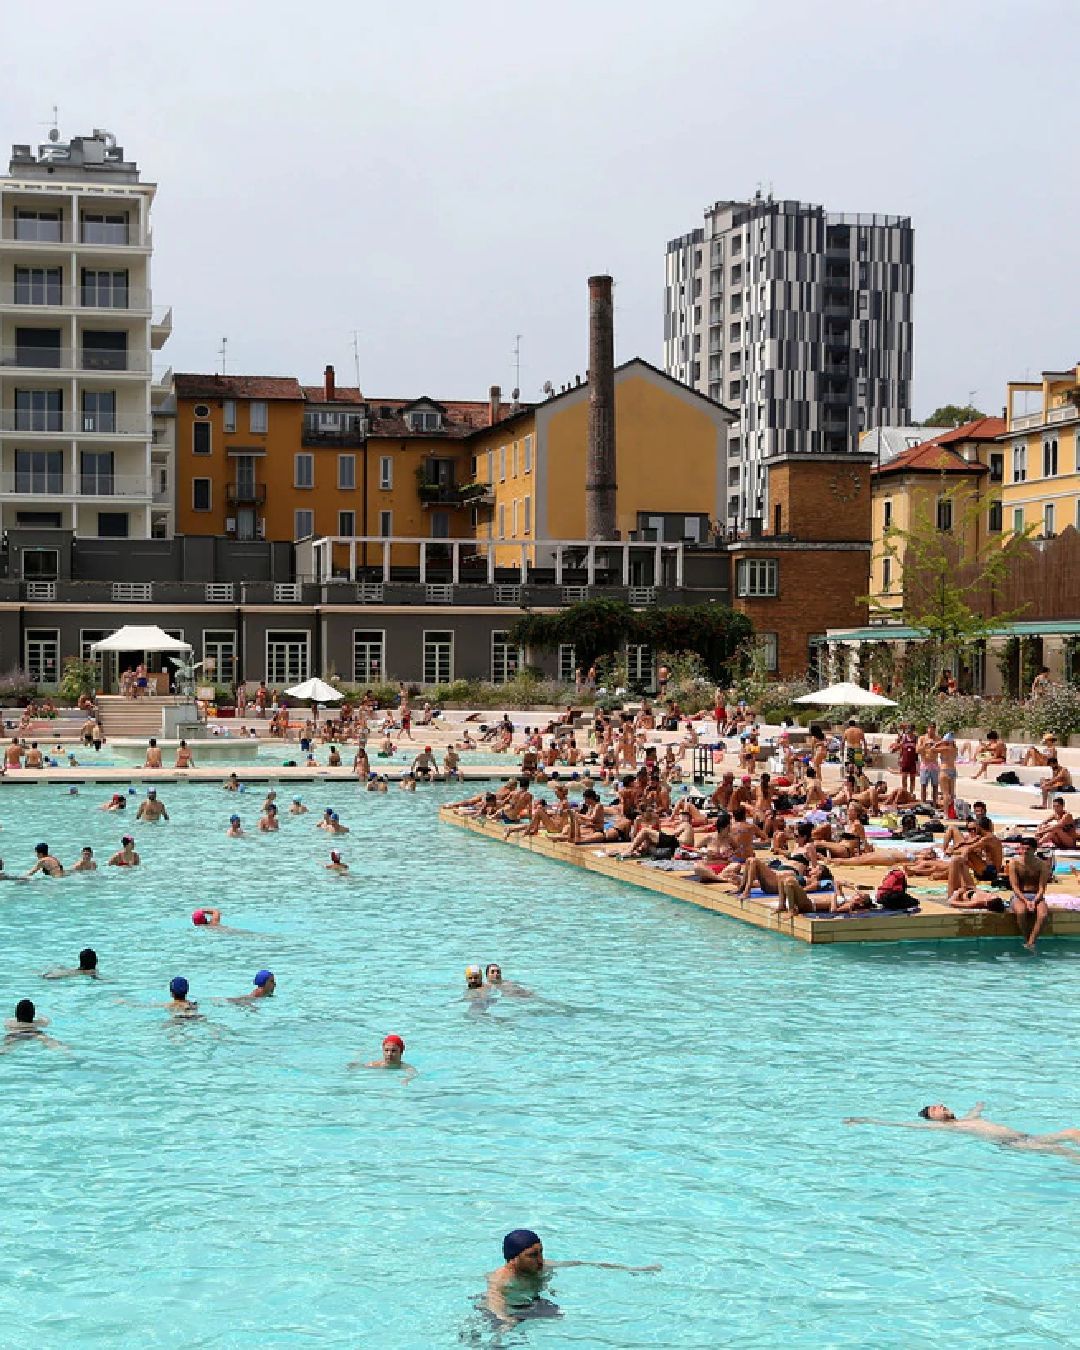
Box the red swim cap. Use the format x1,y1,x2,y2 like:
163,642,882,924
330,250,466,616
192,909,208,925
383,1034,405,1051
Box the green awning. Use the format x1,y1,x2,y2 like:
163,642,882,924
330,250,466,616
826,620,1080,643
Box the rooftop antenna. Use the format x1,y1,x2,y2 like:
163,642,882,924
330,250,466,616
513,334,523,396
350,330,361,392
218,336,228,375
41,106,60,142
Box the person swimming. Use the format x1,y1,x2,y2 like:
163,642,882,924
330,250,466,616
846,1103,1080,1159
165,976,200,1017
42,948,99,980
226,815,245,838
349,1033,417,1082
228,970,276,1003
326,850,348,874
26,843,63,878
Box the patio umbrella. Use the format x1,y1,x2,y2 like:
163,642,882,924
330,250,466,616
284,677,344,704
794,681,897,708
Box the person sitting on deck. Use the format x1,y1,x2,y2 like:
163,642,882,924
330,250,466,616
1024,733,1058,767
1036,797,1077,849
1040,757,1074,809
971,730,1008,780
1008,839,1054,951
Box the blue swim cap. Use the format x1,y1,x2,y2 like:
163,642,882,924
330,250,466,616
69,786,79,795
230,814,240,824
169,976,189,998
253,969,273,987
128,786,137,795
503,1229,541,1261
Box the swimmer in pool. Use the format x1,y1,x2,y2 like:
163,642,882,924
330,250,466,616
101,793,126,811
223,773,240,792
328,812,349,834
72,847,97,873
226,815,245,838
192,908,222,927
1,999,68,1053
316,808,335,832
289,797,308,815
484,963,534,997
42,948,100,979
108,836,140,867
163,976,200,1017
136,789,169,822
228,969,276,1003
349,1033,416,1082
26,843,64,878
326,850,349,874
464,965,496,1012
845,1104,1080,1158
484,1230,660,1328
258,803,280,832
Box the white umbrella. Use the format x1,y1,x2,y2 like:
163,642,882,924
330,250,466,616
285,677,344,703
90,624,192,653
794,681,897,708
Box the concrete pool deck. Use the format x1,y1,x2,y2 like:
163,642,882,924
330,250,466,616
439,808,1080,946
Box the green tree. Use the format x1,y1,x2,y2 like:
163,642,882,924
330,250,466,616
868,483,1032,687
922,403,987,428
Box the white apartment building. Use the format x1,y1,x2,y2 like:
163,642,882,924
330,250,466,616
0,128,171,540
664,193,913,529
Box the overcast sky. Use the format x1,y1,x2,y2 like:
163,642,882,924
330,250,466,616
2,0,1076,416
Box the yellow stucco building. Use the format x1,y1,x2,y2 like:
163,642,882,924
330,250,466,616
1003,364,1080,540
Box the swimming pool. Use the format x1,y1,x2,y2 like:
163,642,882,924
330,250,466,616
0,781,1077,1345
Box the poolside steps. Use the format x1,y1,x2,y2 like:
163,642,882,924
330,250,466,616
96,695,191,740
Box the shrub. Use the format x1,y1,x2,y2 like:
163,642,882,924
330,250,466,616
58,657,99,705
0,668,37,705
1022,685,1080,742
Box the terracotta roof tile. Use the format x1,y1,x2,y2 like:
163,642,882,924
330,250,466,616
302,385,365,405
934,416,1007,442
873,439,988,477
174,373,304,401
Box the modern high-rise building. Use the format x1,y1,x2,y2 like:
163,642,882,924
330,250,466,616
664,193,913,529
0,128,171,540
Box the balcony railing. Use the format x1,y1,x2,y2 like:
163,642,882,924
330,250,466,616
0,284,151,312
301,419,366,447
0,472,153,498
0,346,150,373
0,217,147,247
0,410,150,436
226,481,267,506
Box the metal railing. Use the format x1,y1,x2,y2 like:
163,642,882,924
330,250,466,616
24,580,56,601
356,583,384,603
494,584,522,604
205,583,235,602
562,586,590,602
226,482,267,505
425,584,453,603
0,472,153,497
0,346,151,373
273,583,302,602
629,587,657,605
0,217,147,246
112,581,153,601
0,410,150,435
0,284,151,311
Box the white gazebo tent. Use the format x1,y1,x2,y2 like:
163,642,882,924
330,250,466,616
90,625,193,694
285,677,343,722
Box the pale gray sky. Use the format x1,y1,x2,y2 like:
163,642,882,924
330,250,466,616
3,0,1076,416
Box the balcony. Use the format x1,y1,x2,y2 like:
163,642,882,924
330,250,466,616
301,419,365,448
226,481,267,506
0,284,151,313
0,473,153,499
0,346,151,375
418,481,490,508
0,217,149,248
151,307,172,349
0,410,150,437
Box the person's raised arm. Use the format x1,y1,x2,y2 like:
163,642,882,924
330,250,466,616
843,1117,934,1129
962,1102,985,1120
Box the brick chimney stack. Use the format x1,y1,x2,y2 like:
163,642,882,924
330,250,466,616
585,275,617,540
324,364,335,401
489,384,502,427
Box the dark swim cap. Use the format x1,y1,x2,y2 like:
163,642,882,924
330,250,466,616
169,977,189,999
78,948,97,970
503,1229,541,1261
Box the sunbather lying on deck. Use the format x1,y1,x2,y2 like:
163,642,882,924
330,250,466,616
775,876,874,915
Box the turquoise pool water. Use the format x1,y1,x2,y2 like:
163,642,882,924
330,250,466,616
0,781,1078,1346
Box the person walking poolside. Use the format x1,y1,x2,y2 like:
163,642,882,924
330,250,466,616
917,723,940,806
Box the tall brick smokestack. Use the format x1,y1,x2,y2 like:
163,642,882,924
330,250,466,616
586,275,617,539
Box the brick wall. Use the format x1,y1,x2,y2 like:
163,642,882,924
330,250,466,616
768,455,873,542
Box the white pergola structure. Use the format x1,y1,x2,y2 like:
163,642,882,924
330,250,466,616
305,536,687,588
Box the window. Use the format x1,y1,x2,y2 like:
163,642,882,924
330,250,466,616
81,269,129,309
82,390,116,434
338,510,355,536
81,212,128,245
1043,439,1058,477
193,422,211,455
353,630,385,684
430,511,450,539
509,443,517,478
294,453,313,488
265,631,309,686
759,633,779,672
379,511,392,537
523,494,532,534
486,451,494,485
192,479,212,511
338,454,356,490
558,644,577,685
498,504,506,539
735,558,778,597
936,496,953,532
1012,443,1026,483
881,557,892,592
989,452,1004,483
512,499,519,535
81,451,115,494
491,631,523,684
423,630,453,684
95,510,127,537
22,548,60,580
80,628,110,683
294,509,314,540
19,326,64,368
883,499,892,528
15,388,63,431
523,434,533,472
988,499,1003,533
1013,507,1025,535
626,644,653,688
15,209,62,242
249,401,268,434
25,629,59,686
223,400,236,433
408,410,441,432
15,449,63,493
1044,503,1055,537
202,630,236,684
15,266,62,305
499,447,506,481
379,456,393,489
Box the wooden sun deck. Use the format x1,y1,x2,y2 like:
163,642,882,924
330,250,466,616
439,809,1080,947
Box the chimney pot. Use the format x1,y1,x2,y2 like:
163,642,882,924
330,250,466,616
489,384,502,427
324,364,335,401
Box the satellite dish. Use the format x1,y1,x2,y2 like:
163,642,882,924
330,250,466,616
48,128,59,143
